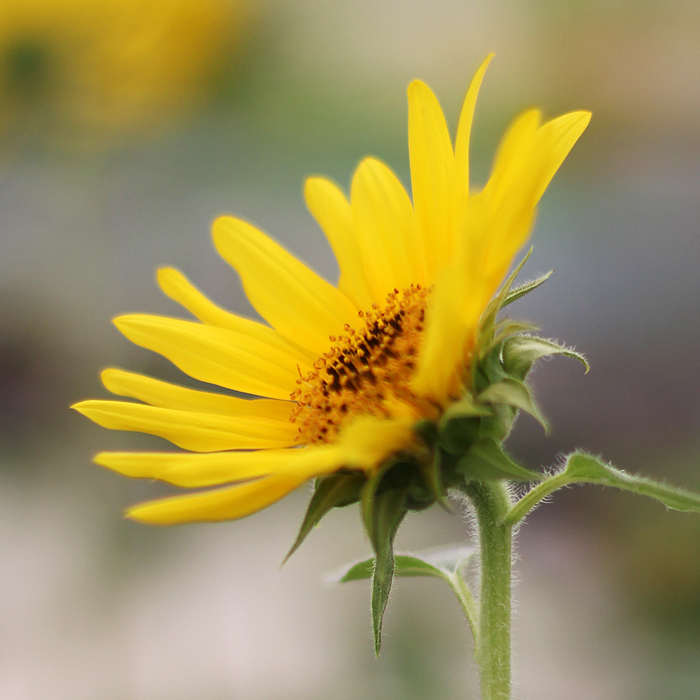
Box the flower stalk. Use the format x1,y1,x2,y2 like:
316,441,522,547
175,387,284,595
465,481,513,700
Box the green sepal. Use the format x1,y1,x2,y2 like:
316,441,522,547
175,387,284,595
478,403,517,443
478,376,549,433
284,472,365,563
362,483,409,656
502,335,589,381
413,419,440,448
456,438,542,482
490,320,540,350
479,248,533,344
503,452,700,527
438,393,492,455
501,270,553,308
474,344,508,393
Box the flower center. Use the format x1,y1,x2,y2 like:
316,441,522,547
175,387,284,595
290,285,430,445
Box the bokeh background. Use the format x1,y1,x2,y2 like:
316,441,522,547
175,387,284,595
1,1,700,698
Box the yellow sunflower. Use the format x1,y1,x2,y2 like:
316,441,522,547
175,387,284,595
0,0,252,147
74,56,590,531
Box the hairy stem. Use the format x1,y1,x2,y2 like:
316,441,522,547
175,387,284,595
466,481,513,700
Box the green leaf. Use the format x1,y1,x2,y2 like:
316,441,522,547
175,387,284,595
438,393,492,455
474,345,507,392
330,545,480,650
284,472,364,563
502,270,553,308
361,483,409,656
331,545,477,584
439,416,482,455
480,248,533,343
502,335,589,381
478,377,549,432
333,557,375,583
441,393,493,422
478,403,516,443
503,452,700,526
479,320,540,363
457,439,542,482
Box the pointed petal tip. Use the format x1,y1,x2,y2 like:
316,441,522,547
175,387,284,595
406,78,430,95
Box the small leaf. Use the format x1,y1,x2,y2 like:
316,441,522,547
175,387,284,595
441,393,493,422
503,452,700,526
490,320,540,350
565,454,700,512
478,403,517,443
285,472,364,563
439,416,481,455
502,335,589,381
502,270,553,308
457,438,542,482
474,345,507,391
478,377,549,432
479,248,533,343
412,544,477,575
439,393,491,455
329,544,480,652
368,486,408,656
331,545,477,584
333,557,375,583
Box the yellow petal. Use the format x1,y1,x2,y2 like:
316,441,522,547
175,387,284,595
157,266,242,329
157,267,316,364
114,314,306,400
486,109,542,207
101,368,293,420
407,79,454,281
304,177,374,310
338,415,417,472
126,473,306,525
453,54,493,225
213,216,358,355
95,443,343,487
533,110,591,204
411,261,486,407
350,157,425,301
74,400,297,451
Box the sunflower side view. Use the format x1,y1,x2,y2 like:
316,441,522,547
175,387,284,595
74,55,700,700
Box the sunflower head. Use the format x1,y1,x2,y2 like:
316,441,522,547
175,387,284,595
74,56,590,620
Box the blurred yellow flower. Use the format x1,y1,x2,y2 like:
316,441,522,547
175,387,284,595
74,56,590,525
0,0,252,147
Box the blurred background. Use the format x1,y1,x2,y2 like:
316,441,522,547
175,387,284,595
1,0,699,698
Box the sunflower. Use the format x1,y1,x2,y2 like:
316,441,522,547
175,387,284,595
74,56,590,538
0,0,251,148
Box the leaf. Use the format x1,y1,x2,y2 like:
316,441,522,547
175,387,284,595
502,335,589,381
502,270,553,308
489,320,540,352
478,403,517,443
439,416,482,455
478,377,549,432
457,438,542,482
361,482,409,656
331,545,477,584
479,248,533,343
284,472,364,563
503,452,700,526
438,393,492,455
333,557,375,583
330,544,480,650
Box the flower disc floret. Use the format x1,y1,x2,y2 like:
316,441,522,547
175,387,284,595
291,285,434,445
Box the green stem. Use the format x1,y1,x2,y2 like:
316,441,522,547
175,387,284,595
466,481,513,700
449,570,480,653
